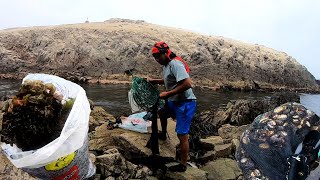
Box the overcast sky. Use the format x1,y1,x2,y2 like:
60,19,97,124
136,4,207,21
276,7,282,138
1,0,319,79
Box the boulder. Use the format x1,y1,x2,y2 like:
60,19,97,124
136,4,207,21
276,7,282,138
200,136,224,150
90,117,179,160
113,119,179,160
224,99,270,126
197,150,216,164
89,123,127,152
218,124,250,140
214,143,233,158
201,158,242,180
96,148,152,179
0,152,36,180
166,162,208,180
90,106,116,123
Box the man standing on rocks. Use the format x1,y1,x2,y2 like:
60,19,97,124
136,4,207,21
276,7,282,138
148,41,197,172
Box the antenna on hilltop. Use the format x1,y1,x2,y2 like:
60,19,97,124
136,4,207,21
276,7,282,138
85,17,89,23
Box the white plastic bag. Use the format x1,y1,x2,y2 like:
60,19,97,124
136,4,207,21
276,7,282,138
119,112,151,133
128,89,144,113
1,73,95,179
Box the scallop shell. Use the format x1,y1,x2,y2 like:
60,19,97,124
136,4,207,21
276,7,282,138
266,130,274,136
289,111,295,116
283,109,290,114
241,158,248,163
292,102,300,106
311,126,319,131
277,126,285,131
280,131,288,137
253,169,261,177
267,121,276,129
259,143,270,149
277,114,287,120
259,118,270,124
275,120,284,125
307,110,314,116
292,119,300,124
293,115,299,119
242,136,250,144
274,106,285,113
270,135,281,143
306,121,311,127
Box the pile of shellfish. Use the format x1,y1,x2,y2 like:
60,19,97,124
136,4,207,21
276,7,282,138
237,102,320,179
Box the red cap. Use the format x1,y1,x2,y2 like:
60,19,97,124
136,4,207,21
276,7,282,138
151,41,169,54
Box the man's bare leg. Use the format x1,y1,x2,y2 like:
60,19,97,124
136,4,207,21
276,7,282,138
168,134,188,172
178,134,189,166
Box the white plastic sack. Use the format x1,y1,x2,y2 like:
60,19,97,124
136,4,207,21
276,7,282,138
1,73,95,178
128,89,143,113
119,112,151,133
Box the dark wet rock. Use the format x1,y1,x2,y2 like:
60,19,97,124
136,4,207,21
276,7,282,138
224,99,271,126
269,91,300,108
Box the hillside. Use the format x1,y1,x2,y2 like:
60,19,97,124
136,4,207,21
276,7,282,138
0,18,318,91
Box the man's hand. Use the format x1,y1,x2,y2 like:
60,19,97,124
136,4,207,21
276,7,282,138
158,78,192,99
159,91,170,99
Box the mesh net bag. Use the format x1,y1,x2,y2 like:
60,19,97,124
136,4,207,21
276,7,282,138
131,77,164,111
236,102,320,179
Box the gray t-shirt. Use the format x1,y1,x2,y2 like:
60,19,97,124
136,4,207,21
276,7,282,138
163,59,197,101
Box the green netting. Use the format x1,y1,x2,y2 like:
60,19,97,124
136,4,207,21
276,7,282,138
131,77,164,111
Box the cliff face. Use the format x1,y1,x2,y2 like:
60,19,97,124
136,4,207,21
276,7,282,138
0,18,318,91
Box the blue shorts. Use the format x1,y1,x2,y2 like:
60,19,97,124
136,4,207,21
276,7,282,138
161,100,196,135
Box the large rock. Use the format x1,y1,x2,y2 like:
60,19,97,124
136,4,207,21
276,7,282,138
0,18,318,92
113,119,179,160
0,152,36,180
96,148,152,179
200,136,224,150
212,92,300,127
90,106,116,124
218,124,250,140
90,117,179,160
89,123,128,151
224,99,271,125
201,158,242,180
165,162,208,180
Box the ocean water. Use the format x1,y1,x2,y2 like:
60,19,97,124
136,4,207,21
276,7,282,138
0,79,319,117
